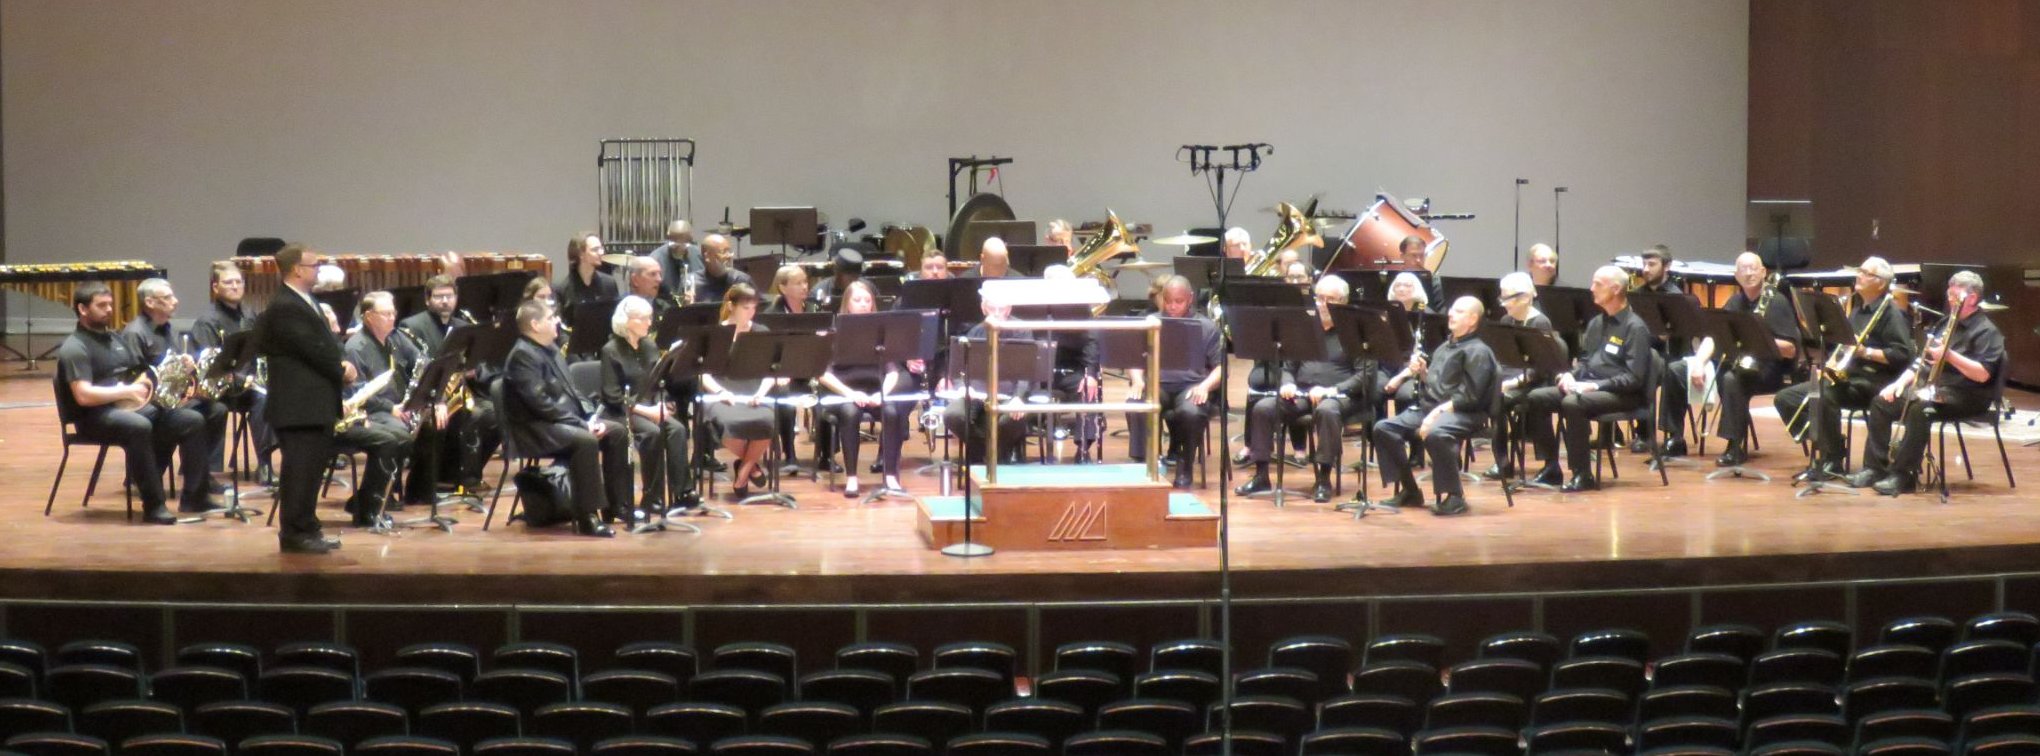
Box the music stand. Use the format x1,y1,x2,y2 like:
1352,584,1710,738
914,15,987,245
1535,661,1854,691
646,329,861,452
834,310,936,503
1173,256,1246,293
629,342,705,534
1221,279,1313,310
1788,289,1859,498
754,312,833,334
1224,306,1324,508
314,288,363,332
961,220,1037,260
565,297,620,358
665,325,734,519
368,353,469,534
1005,245,1066,277
389,285,428,322
1327,305,1421,514
1629,290,1712,468
734,254,785,288
1535,285,1596,356
897,277,987,482
1440,276,1502,313
202,330,263,522
1479,322,1571,494
1701,309,1785,483
750,207,820,257
722,330,835,508
943,335,1045,558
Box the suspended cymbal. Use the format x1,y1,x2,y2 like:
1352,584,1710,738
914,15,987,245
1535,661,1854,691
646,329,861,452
1149,233,1218,246
600,253,636,268
1108,260,1169,272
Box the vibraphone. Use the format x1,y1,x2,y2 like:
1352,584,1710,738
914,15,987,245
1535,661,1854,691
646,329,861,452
232,252,550,310
0,260,167,365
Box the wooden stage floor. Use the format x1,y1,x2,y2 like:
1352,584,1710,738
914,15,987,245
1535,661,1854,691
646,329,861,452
1,362,2035,608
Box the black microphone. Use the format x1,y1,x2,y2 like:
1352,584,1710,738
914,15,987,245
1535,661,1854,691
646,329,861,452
1516,178,1529,185
1554,186,1569,193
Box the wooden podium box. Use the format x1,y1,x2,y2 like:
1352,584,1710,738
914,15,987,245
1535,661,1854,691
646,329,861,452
916,463,1217,551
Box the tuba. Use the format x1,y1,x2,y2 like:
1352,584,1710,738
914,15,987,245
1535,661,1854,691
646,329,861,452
1210,199,1324,321
1065,210,1139,314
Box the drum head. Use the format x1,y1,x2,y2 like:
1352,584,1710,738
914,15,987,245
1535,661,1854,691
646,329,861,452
944,193,1016,261
883,226,934,272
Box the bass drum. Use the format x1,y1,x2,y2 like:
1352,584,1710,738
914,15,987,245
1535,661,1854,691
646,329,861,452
943,192,1016,262
882,225,936,273
1328,192,1448,273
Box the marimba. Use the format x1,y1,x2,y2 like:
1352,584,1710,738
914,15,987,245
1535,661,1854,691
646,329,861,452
232,252,550,310
0,261,166,365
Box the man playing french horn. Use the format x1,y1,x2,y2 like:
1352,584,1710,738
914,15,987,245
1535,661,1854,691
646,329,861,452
1848,271,2003,496
1771,256,1914,481
123,277,231,507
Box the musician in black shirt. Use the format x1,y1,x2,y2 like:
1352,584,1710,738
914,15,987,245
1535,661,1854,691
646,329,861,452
1126,276,1224,489
1370,296,1498,516
817,280,910,498
941,294,1039,465
600,296,698,514
1486,272,1559,478
193,261,276,482
1521,266,1656,492
557,233,622,329
124,278,230,503
1236,276,1370,503
339,293,422,525
1850,271,2004,495
502,299,630,535
1692,253,1801,466
690,234,753,305
1772,256,1915,479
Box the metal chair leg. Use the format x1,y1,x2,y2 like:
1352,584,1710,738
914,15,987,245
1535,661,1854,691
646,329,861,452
1994,421,2015,488
46,444,72,516
1955,424,1973,480
84,446,109,508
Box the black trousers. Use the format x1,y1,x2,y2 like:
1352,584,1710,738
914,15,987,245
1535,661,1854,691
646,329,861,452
274,426,333,541
337,414,412,512
1713,361,1789,446
527,419,633,518
1522,387,1643,474
1375,408,1484,498
1861,387,1991,476
1127,386,1214,463
1051,371,1099,445
1660,358,1697,440
1245,393,1356,466
1491,382,1550,465
75,403,210,512
830,400,908,478
943,399,1028,464
1772,374,1880,463
624,412,692,508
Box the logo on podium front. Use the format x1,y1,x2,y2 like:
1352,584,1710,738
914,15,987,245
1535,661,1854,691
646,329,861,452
1048,501,1108,542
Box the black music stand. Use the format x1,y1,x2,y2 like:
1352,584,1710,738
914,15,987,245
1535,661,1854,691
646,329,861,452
1224,306,1324,508
750,207,821,256
834,310,936,503
1702,309,1785,483
1535,286,1595,356
314,289,362,332
723,330,834,508
962,220,1037,260
942,335,1045,558
1440,276,1503,313
1221,279,1313,310
203,330,263,522
1628,291,1711,467
369,353,469,534
1788,289,1859,498
565,297,620,359
665,325,734,519
1327,305,1421,515
1005,245,1065,277
658,303,722,342
1480,322,1571,494
897,277,986,481
754,312,833,334
1173,256,1246,293
630,342,706,534
390,286,429,322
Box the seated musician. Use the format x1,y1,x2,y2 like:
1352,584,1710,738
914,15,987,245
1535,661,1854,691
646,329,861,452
399,275,464,355
768,264,812,314
623,257,673,321
1850,271,2002,495
976,238,1018,279
191,262,274,483
810,248,862,309
1521,265,1654,492
600,296,699,514
765,263,816,473
941,292,1038,465
502,299,630,536
689,234,753,305
523,276,556,306
1274,248,1306,278
556,233,620,327
1284,262,1313,286
407,274,506,494
1221,227,1252,261
1369,296,1498,516
1771,256,1914,480
1236,275,1369,503
54,282,215,523
1041,266,1101,462
1398,235,1427,268
650,220,699,290
1371,271,1433,410
1636,244,1701,456
699,284,778,497
339,292,427,524
816,280,911,498
124,278,230,503
911,252,952,282
1125,276,1224,489
1680,253,1799,467
1526,243,1559,287
1486,272,1559,478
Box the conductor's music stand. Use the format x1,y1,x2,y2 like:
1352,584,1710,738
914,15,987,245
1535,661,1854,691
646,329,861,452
834,310,936,503
749,207,821,257
1788,289,1859,498
723,330,835,508
1224,306,1324,508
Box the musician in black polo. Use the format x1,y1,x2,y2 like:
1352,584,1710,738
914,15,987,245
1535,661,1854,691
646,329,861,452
1236,275,1369,503
124,277,229,506
398,275,464,356
339,292,423,525
1485,272,1559,479
54,282,213,524
1126,276,1223,490
1691,253,1801,467
1771,256,1914,480
689,234,752,305
1369,296,1497,516
193,260,275,483
502,298,631,536
1850,271,2003,496
1521,265,1656,492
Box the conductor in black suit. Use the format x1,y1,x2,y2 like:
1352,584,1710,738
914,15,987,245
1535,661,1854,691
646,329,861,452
255,243,354,554
501,299,630,537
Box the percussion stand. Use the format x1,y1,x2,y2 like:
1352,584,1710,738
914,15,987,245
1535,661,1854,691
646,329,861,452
1512,178,1528,271
1180,143,1268,229
1552,186,1569,260
1789,290,1859,498
2,290,32,367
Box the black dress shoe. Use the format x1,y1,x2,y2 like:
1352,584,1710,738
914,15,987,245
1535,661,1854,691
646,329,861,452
1628,438,1649,454
1799,459,1844,482
1531,466,1564,487
1873,472,1918,497
1481,462,1513,479
699,457,728,473
1716,446,1748,467
1312,482,1332,503
574,515,615,538
280,536,333,555
1173,466,1194,490
1432,494,1470,516
255,464,277,487
350,512,380,528
750,469,769,488
1660,438,1688,457
1844,467,1885,488
1561,473,1600,493
1234,476,1272,496
322,535,343,550
141,507,177,525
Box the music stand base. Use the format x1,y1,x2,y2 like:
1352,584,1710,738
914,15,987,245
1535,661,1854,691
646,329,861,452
1706,466,1772,483
669,504,735,520
1792,479,1860,498
738,492,798,509
862,486,913,504
940,541,995,558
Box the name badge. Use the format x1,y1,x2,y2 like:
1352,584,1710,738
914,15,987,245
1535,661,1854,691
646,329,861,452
1604,343,1621,356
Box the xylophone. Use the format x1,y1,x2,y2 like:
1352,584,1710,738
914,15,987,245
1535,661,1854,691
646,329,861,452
0,260,167,365
232,252,551,310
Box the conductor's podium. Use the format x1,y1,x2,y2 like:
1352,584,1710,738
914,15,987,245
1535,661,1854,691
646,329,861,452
917,463,1218,551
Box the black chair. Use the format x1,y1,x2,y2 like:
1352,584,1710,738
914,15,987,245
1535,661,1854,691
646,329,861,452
1478,631,1563,673
1941,641,2032,683
1774,621,1855,660
117,734,227,756
147,669,245,715
1093,699,1198,750
1317,694,1420,737
1883,618,1961,655
1524,721,1628,753
581,670,680,716
1147,640,1222,678
690,671,788,718
1050,643,1135,684
1552,655,1645,700
350,736,459,756
709,645,795,689
1652,653,1748,692
0,643,48,690
591,735,700,756
529,702,633,752
472,737,575,756
941,733,1048,756
171,648,259,685
830,645,913,690
869,703,969,748
1180,729,1286,756
1210,696,1310,748
470,670,571,719
1634,716,1738,752
1747,713,1850,750
235,735,345,756
1964,613,2040,649
754,704,859,750
1,699,73,740
413,703,521,753
1852,736,1951,756
641,703,746,746
77,701,181,746
1529,687,1630,726
705,735,812,756
1845,677,1940,722
1028,671,1118,717
795,671,892,717
1410,725,1519,755
1746,742,1845,756
1232,668,1319,704
1589,349,1669,486
1966,734,2040,755
1685,624,1767,666
901,669,1003,714
53,642,136,674
1852,645,1941,684
1751,649,1846,687
362,669,461,718
269,646,356,681
255,668,354,717
43,371,133,520
1060,730,1166,756
1928,363,2016,501
1638,685,1738,723
1130,670,1217,710
1423,692,1526,731
491,645,579,690
1268,636,1355,701
615,643,700,691
819,734,928,756
1569,629,1651,665
1446,658,1544,702
1297,726,1406,755
301,702,407,750
391,645,480,686
1742,683,1842,727
1960,704,2040,746
1854,708,1954,747
189,702,293,748
46,667,142,714
980,700,1082,750
1351,662,1442,707
1364,635,1446,669
5,733,107,756
927,643,1013,687
1944,674,2039,720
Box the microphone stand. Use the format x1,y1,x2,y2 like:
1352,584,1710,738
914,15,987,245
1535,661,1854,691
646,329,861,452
1513,179,1528,271
1552,186,1569,261
1180,143,1269,230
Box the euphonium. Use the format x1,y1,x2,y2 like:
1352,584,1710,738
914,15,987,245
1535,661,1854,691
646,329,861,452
1245,199,1324,278
1066,210,1139,314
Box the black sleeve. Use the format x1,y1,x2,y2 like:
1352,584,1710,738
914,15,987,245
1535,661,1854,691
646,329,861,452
1598,318,1655,395
263,298,346,385
191,316,223,351
598,344,630,415
343,338,394,415
1451,346,1497,411
507,346,576,425
1964,322,2007,382
57,339,98,388
1878,307,1915,368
